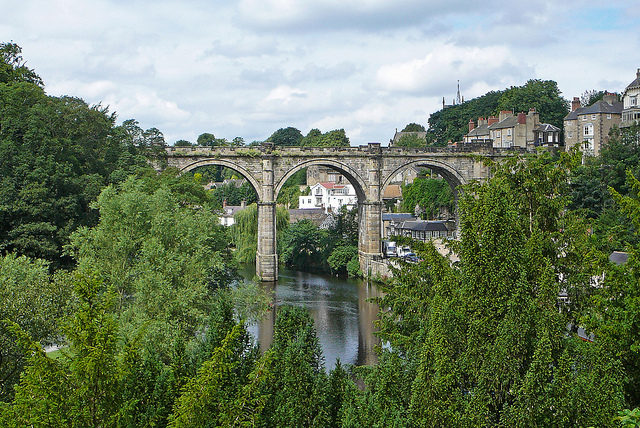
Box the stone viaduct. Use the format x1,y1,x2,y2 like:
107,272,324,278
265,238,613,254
160,142,520,281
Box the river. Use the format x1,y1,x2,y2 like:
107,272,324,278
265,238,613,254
240,266,382,371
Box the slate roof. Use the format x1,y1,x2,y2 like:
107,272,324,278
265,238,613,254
626,75,640,90
488,116,518,130
467,123,490,137
398,220,449,232
565,100,623,120
382,213,415,222
534,123,560,132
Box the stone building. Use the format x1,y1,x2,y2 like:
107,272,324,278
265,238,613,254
464,109,542,149
533,123,561,147
564,92,622,156
489,109,540,149
463,117,493,144
621,68,640,128
306,165,346,186
390,129,427,145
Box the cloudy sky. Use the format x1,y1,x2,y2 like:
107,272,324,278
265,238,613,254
2,0,638,145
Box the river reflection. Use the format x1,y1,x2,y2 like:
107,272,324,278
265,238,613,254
241,267,382,370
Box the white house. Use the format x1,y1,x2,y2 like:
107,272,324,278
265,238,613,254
298,182,357,213
622,68,640,128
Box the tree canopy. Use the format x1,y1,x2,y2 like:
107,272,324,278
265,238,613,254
401,123,425,132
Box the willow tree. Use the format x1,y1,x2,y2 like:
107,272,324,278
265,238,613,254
231,203,290,264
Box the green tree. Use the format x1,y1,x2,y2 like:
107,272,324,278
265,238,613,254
168,324,256,427
581,89,607,107
427,90,503,145
497,79,568,129
401,123,426,132
395,133,425,148
196,132,217,147
401,177,454,219
0,254,70,401
301,128,350,147
256,306,329,427
0,50,148,266
174,139,192,147
1,272,122,427
0,42,43,86
68,173,236,357
585,171,640,407
281,220,326,271
267,127,303,147
327,245,358,276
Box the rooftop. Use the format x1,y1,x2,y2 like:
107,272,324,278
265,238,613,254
565,99,623,120
398,220,449,232
488,116,519,130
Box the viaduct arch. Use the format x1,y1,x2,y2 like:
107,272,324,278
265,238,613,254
160,143,514,281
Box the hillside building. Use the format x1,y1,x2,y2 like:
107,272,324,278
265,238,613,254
464,109,552,149
564,92,622,156
621,68,640,128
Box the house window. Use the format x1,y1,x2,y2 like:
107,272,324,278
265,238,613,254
567,131,573,138
631,96,637,106
583,139,595,156
581,115,587,121
584,123,594,136
591,114,596,120
496,131,501,138
507,129,512,136
607,114,612,119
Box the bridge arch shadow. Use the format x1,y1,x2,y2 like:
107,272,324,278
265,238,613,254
177,159,262,201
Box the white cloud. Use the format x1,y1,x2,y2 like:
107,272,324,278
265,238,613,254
1,0,638,146
376,44,528,96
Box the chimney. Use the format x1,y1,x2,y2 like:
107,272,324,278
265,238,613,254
468,119,475,132
478,117,486,126
571,97,580,111
499,110,512,122
517,112,527,124
241,200,246,209
637,68,640,78
603,92,617,105
488,116,499,126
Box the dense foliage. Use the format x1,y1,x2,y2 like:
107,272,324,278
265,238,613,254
401,176,454,218
401,123,426,132
394,133,426,148
266,127,350,147
0,43,151,268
